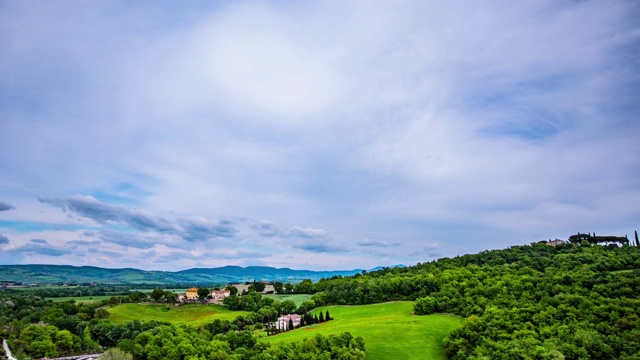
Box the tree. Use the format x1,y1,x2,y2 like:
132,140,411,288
128,291,147,303
319,311,325,322
311,291,327,306
326,310,332,321
55,329,79,356
164,291,178,303
296,300,316,314
280,300,297,315
95,308,110,319
288,318,294,331
150,288,165,302
226,285,238,296
197,288,210,300
29,339,58,359
295,279,314,294
284,283,294,293
305,312,314,325
116,339,143,359
252,281,266,293
635,231,639,247
98,348,133,360
273,281,284,294
223,295,240,310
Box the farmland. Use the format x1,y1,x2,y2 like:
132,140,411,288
106,303,249,326
263,301,462,360
48,295,112,303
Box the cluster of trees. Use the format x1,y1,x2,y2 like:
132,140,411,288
300,309,332,328
223,290,302,314
0,296,109,358
129,326,364,360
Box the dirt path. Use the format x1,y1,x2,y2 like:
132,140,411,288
3,339,17,360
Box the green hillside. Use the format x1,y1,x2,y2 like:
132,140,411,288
264,302,462,360
0,264,363,285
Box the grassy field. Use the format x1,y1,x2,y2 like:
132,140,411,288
262,302,462,360
48,295,112,303
7,285,75,290
263,294,312,307
106,303,249,326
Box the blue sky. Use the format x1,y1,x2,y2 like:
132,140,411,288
1,1,639,271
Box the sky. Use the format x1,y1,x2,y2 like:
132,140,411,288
0,1,639,271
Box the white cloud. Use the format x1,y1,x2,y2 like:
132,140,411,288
0,1,638,270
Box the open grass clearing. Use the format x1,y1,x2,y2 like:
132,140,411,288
610,269,635,274
106,303,248,326
262,301,462,360
263,294,312,307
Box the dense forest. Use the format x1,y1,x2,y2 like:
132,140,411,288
1,242,639,359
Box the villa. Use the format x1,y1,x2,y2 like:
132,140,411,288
275,314,301,330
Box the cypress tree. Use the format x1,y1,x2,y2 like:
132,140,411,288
319,311,325,322
326,310,331,321
288,318,294,331
314,314,319,324
300,315,305,327
635,231,639,247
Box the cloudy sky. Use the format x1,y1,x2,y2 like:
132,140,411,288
1,1,639,271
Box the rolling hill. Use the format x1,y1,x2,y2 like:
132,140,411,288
0,264,394,285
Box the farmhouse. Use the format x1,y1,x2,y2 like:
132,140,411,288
185,287,199,301
275,314,301,330
211,289,230,300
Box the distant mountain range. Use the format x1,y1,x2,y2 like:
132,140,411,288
0,264,405,285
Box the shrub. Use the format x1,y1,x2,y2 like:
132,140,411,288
414,296,437,315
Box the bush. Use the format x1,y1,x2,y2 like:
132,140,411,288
414,296,437,315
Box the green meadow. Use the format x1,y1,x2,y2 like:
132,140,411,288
263,293,312,307
107,303,249,326
263,302,462,360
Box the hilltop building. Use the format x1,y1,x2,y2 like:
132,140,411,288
547,239,565,247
